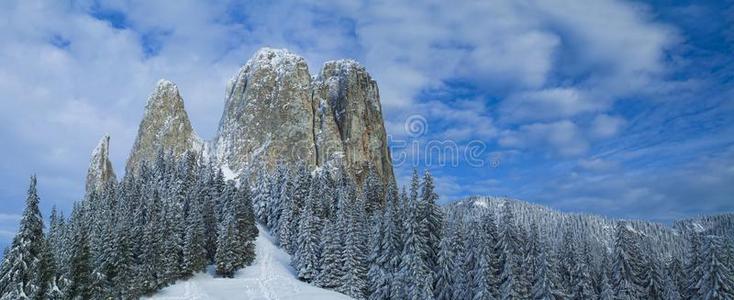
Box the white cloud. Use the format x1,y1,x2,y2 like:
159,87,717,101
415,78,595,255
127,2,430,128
0,0,676,211
500,120,589,157
589,114,626,139
500,88,605,122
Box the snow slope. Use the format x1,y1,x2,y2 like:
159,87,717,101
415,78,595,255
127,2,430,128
147,226,352,300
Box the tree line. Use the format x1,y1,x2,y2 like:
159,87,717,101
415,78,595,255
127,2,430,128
0,152,257,299
1,154,732,299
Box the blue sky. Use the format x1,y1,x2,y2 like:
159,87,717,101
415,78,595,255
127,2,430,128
0,0,733,246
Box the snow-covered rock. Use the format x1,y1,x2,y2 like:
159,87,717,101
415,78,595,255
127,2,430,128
213,48,394,187
85,134,116,194
126,79,203,175
147,226,352,300
214,48,317,176
313,59,394,186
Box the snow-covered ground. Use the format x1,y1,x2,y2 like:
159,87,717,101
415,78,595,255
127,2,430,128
147,226,351,300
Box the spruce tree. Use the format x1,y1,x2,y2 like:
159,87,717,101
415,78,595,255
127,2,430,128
340,197,369,299
611,222,644,300
398,194,433,300
315,218,344,290
0,176,50,300
434,226,455,300
295,191,322,283
695,236,734,299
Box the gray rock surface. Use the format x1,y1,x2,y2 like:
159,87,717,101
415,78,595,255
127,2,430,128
86,134,116,194
126,79,203,175
214,48,394,186
123,48,394,187
312,60,394,186
214,48,317,174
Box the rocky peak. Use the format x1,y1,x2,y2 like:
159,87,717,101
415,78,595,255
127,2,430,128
126,79,202,175
313,59,394,186
214,48,394,187
215,48,316,173
86,134,116,194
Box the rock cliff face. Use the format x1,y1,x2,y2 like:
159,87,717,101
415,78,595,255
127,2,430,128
126,80,203,175
86,135,116,194
122,48,394,187
312,60,394,186
214,48,394,186
214,48,317,173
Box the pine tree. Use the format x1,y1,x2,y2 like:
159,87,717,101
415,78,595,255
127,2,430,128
367,214,389,300
420,170,443,276
340,197,369,299
215,214,239,278
684,232,703,299
295,190,322,283
0,176,51,300
315,218,344,289
641,254,665,300
530,224,557,300
570,241,596,300
450,223,469,300
695,236,734,299
667,256,686,300
182,193,208,275
498,203,523,299
398,192,433,300
66,204,92,300
434,225,455,300
363,165,385,215
611,222,644,300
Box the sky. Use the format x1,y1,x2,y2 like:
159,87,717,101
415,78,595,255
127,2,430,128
1,0,733,245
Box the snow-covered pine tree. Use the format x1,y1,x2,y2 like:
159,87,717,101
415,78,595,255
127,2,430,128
611,222,644,300
398,201,433,300
45,207,67,300
684,232,703,299
111,186,136,299
363,164,385,215
420,170,443,276
295,187,322,283
383,182,405,299
531,241,557,300
289,165,311,248
270,166,292,241
277,194,295,254
367,213,389,300
340,196,369,299
0,176,51,300
433,225,455,300
252,168,272,225
557,225,576,296
666,256,686,299
65,203,92,299
640,252,665,300
450,222,469,300
570,241,596,300
182,189,208,275
695,236,734,299
315,218,344,290
215,213,239,278
497,202,525,299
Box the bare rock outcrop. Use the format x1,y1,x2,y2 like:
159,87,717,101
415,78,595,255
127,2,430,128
85,134,116,194
126,79,203,175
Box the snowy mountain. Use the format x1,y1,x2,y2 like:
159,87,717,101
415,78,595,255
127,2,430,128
147,226,351,300
445,196,733,259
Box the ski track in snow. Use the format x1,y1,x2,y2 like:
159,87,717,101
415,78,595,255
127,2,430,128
146,225,351,300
